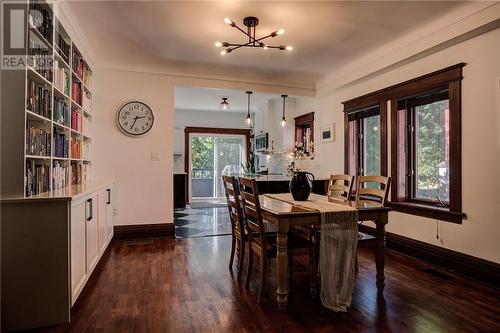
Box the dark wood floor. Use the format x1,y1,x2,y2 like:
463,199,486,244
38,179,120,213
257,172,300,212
36,236,500,333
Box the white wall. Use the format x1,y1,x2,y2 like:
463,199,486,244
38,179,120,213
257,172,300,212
307,28,500,263
93,69,174,226
173,109,249,172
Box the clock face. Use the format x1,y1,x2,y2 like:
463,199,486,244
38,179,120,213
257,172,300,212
117,101,154,136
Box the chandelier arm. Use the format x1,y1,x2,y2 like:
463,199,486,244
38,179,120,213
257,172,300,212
232,24,259,44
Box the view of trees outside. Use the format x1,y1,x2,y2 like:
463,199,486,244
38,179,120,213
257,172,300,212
191,135,244,198
363,115,381,177
415,100,449,201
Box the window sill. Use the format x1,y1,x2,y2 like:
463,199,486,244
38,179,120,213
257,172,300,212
388,201,465,224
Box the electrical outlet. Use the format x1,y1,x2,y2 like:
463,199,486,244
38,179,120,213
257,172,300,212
151,152,160,161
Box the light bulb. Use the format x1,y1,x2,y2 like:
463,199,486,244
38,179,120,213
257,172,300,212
224,17,233,25
220,50,227,55
281,118,286,127
285,46,293,51
246,115,252,125
277,29,285,35
263,45,268,50
214,41,222,48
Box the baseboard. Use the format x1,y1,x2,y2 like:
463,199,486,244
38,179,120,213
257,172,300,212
113,223,175,241
358,224,500,288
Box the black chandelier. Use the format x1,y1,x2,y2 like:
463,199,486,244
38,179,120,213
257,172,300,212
215,16,293,55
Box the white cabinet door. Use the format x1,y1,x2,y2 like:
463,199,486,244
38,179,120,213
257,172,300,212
106,185,114,242
86,194,99,274
71,199,87,305
97,189,107,254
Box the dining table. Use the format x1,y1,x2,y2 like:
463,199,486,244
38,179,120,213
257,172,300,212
259,193,391,311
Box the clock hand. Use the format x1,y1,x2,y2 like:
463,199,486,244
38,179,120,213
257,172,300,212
130,117,138,130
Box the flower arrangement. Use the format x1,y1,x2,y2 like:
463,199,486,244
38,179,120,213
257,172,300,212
286,141,315,174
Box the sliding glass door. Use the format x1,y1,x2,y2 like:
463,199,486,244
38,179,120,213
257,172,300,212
189,134,246,200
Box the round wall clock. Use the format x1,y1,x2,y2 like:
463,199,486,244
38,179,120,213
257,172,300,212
116,101,154,137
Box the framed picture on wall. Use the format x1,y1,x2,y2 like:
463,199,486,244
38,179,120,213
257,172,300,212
321,123,335,143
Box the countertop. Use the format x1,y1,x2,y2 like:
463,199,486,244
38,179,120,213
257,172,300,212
1,180,115,203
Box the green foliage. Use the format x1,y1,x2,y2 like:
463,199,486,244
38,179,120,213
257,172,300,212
191,136,214,170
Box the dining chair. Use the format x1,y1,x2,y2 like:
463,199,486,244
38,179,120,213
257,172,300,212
355,175,391,272
238,176,316,304
222,175,247,280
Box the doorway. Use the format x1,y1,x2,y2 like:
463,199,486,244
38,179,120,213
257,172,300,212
184,127,250,205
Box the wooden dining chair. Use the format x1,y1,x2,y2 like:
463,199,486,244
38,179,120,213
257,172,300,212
327,174,355,202
355,175,391,272
238,176,316,304
222,175,247,280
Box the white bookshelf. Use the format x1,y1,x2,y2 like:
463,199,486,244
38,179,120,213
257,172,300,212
1,0,93,197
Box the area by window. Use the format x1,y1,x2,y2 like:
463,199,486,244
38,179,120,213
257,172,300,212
346,106,382,178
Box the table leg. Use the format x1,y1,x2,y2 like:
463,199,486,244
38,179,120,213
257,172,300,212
276,219,289,311
375,212,388,291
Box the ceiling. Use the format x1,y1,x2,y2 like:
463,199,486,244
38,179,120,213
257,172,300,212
69,1,467,85
175,86,281,113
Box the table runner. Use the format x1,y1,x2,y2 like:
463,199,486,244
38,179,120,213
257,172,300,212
264,193,358,312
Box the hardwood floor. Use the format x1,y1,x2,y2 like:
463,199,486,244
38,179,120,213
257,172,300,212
36,236,500,333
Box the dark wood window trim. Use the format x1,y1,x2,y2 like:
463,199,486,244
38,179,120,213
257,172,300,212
294,112,314,154
342,63,466,223
183,127,251,204
342,102,388,178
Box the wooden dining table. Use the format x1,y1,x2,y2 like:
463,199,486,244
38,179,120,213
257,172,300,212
259,194,391,311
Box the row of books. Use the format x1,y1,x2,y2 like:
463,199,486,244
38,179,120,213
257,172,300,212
82,163,91,185
83,65,92,89
53,161,67,190
82,92,92,111
28,47,52,82
72,50,85,80
26,123,51,156
71,82,82,105
54,97,70,127
82,116,91,137
71,110,83,132
26,160,50,196
29,0,53,43
71,137,81,159
56,34,70,63
54,59,70,96
53,129,69,158
82,141,91,160
27,78,52,118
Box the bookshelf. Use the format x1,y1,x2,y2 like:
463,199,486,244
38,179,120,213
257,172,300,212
1,0,93,197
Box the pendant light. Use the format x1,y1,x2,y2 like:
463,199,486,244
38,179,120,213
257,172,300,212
245,91,252,125
220,97,230,110
281,94,288,127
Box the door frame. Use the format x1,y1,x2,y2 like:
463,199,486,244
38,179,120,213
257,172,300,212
184,127,251,204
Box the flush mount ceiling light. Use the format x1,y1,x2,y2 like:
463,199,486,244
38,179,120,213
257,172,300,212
215,16,292,55
220,97,230,110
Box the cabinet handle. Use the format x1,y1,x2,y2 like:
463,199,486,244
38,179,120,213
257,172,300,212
87,198,93,221
107,188,111,205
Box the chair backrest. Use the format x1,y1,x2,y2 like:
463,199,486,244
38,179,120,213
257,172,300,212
355,175,391,207
222,175,245,236
238,177,267,243
327,174,354,202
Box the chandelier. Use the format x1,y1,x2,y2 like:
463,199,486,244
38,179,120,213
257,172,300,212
215,16,293,55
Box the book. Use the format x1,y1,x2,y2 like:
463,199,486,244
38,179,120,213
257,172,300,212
26,159,50,196
26,122,51,156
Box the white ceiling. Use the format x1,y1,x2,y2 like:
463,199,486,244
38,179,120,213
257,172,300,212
175,86,280,113
69,1,467,84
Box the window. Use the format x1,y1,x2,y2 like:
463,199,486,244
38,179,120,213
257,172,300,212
391,64,465,223
295,112,314,154
344,104,387,184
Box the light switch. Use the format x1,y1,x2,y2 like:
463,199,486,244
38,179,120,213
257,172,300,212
151,152,160,161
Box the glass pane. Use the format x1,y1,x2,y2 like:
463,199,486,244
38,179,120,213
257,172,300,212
348,121,357,177
415,100,450,201
363,115,380,177
215,137,244,198
191,136,214,198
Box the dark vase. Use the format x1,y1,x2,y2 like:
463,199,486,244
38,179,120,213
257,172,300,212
289,171,315,201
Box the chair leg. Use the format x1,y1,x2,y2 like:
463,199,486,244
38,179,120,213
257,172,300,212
237,237,245,281
229,234,236,271
309,247,318,297
257,251,268,304
245,247,254,288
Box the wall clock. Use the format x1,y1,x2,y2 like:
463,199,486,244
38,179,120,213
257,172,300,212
116,101,154,137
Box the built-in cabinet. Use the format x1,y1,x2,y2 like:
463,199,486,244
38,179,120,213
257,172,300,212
1,181,114,331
